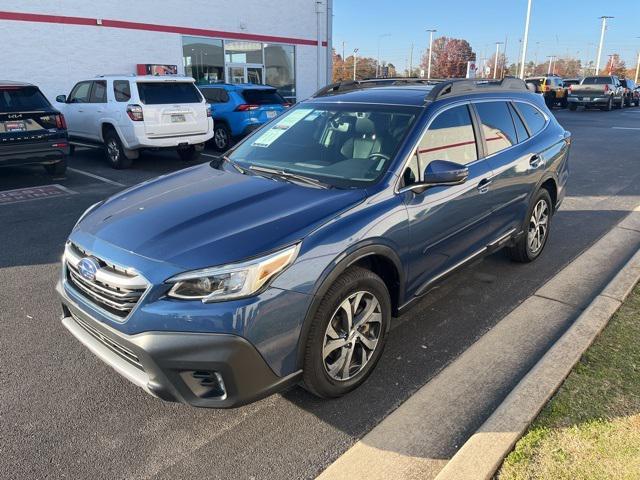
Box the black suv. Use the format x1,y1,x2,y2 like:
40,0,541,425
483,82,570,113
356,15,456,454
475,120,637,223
0,81,69,175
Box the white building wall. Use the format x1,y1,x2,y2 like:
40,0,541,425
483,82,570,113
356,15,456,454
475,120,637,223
0,0,330,101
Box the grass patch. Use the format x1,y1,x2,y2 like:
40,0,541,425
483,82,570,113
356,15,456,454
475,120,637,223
498,284,640,480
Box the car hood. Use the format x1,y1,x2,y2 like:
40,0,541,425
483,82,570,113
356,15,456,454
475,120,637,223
77,163,365,270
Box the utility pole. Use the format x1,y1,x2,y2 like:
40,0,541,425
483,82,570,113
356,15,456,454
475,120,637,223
595,16,613,74
376,33,391,78
494,42,503,79
502,35,508,78
519,0,532,79
607,54,615,75
409,43,414,77
547,55,555,74
353,48,359,81
426,29,437,79
342,41,346,79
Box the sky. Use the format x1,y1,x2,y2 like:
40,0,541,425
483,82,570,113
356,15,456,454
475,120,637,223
333,0,640,73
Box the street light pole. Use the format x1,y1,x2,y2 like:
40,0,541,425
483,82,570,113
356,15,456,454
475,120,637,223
635,37,640,83
426,29,436,79
519,0,532,79
547,55,555,74
494,42,503,79
353,48,359,81
595,16,613,74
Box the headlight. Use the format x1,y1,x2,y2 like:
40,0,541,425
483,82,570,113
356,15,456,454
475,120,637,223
74,201,103,229
166,244,300,302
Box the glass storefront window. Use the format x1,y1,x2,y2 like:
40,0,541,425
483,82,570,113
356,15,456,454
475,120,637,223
265,44,296,101
182,36,224,85
224,41,263,64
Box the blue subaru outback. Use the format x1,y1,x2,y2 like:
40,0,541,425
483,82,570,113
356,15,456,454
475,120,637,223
199,83,288,152
58,78,570,408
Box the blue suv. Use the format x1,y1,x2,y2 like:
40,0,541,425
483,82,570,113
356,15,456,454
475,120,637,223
199,84,288,151
57,78,571,408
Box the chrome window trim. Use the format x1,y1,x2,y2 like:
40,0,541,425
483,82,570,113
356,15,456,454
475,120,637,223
393,97,550,194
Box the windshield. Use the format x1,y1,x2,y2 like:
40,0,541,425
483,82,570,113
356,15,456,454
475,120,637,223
227,102,420,188
582,77,612,85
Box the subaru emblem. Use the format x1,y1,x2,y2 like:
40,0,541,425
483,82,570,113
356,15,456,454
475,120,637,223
78,257,99,282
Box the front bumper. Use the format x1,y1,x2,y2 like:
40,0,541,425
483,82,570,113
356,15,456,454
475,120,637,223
57,283,301,408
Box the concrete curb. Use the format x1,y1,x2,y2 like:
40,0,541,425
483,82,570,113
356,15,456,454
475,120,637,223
434,246,640,480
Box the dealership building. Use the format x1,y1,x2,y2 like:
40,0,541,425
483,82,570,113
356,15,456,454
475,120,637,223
0,1,333,102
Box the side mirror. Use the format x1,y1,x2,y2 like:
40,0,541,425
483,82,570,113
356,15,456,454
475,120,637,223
424,160,469,186
56,95,67,103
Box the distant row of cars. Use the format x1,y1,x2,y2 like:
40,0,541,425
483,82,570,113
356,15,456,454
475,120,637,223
0,75,290,174
525,74,639,111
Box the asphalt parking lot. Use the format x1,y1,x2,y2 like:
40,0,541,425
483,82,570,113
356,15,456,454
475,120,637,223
2,108,640,480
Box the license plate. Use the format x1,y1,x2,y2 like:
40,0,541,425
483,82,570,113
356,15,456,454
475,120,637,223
266,110,277,119
171,114,186,123
5,121,26,132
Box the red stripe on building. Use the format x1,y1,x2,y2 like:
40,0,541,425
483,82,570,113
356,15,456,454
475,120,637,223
0,10,327,46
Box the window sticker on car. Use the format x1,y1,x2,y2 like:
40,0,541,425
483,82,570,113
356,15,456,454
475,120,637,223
252,108,314,147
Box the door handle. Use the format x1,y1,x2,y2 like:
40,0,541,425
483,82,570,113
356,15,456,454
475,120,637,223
477,178,492,194
529,154,542,168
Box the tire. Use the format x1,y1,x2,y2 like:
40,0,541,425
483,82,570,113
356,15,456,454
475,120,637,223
544,95,554,109
43,159,67,176
177,144,202,162
507,188,553,263
568,103,577,111
601,96,613,111
619,97,626,109
560,96,568,109
212,123,232,151
302,266,391,398
104,129,133,169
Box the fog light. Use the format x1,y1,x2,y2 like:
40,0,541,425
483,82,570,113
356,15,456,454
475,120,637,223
180,370,226,399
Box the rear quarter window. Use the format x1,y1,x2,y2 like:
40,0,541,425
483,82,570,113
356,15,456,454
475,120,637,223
136,82,203,105
113,80,131,102
515,103,547,136
0,86,51,112
201,88,229,103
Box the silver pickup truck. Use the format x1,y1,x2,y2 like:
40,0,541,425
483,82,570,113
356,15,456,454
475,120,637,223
567,75,625,111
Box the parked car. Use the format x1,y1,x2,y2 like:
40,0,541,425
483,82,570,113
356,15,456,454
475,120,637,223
620,79,640,107
1,81,69,175
199,84,288,151
56,75,213,169
567,75,625,111
524,75,567,108
57,78,571,407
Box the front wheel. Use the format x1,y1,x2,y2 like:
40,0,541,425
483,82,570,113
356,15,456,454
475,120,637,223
302,266,391,398
507,188,553,263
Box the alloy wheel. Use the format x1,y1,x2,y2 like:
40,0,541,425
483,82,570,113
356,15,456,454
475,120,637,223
214,128,228,150
322,291,382,381
527,199,549,254
107,139,120,163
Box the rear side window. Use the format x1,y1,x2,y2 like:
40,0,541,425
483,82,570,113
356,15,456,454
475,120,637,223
509,103,529,143
0,86,51,112
69,82,92,103
516,103,547,136
201,88,229,103
474,101,517,156
241,89,286,105
136,82,202,105
113,80,131,102
89,81,107,103
418,104,478,165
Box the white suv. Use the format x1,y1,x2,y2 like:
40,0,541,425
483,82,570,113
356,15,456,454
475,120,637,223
56,75,213,168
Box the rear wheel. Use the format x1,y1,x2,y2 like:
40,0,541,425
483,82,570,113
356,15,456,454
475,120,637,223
560,96,568,109
508,188,553,263
212,124,232,151
568,103,577,111
104,129,133,169
601,97,613,111
43,159,67,176
302,266,391,398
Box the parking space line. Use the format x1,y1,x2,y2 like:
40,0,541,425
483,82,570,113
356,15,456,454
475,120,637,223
53,184,79,195
611,126,640,130
67,167,126,187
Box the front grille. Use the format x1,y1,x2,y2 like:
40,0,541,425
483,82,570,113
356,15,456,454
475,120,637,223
65,242,148,319
73,314,143,370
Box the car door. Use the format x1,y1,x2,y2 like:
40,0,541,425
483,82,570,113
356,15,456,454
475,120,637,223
64,81,92,138
400,103,496,297
84,80,107,141
475,99,552,236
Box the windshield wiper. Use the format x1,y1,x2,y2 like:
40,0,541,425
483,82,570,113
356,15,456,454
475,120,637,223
249,165,331,189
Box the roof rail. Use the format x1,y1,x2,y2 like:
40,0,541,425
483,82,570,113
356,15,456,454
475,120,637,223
311,77,440,97
425,77,529,101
